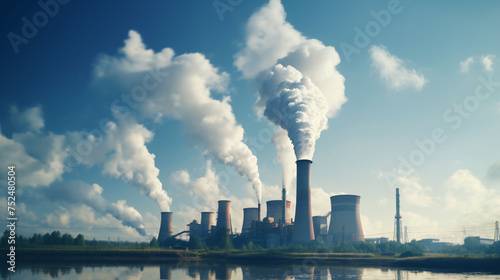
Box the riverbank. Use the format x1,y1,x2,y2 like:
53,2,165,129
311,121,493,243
14,248,500,273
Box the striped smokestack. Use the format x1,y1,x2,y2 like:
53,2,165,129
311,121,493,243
328,195,364,243
216,200,231,232
292,159,315,243
158,212,173,243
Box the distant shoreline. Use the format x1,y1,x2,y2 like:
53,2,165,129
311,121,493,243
14,248,500,273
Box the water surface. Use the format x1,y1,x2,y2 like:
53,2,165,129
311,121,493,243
3,263,499,279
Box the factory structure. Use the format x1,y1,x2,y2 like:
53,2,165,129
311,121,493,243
157,160,365,248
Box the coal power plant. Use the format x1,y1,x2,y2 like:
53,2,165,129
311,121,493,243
157,161,365,248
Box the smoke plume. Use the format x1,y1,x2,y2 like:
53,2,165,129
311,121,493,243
235,0,346,161
272,127,295,190
67,118,172,212
95,30,263,202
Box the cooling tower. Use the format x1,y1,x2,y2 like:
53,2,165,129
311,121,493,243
158,212,173,243
242,207,258,233
313,216,328,237
216,200,231,232
266,200,291,224
201,212,216,236
292,159,315,243
328,195,364,243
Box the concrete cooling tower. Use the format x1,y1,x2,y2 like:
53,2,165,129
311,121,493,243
328,195,364,243
313,216,328,238
242,207,258,233
201,212,216,236
266,200,291,224
216,200,231,233
292,159,315,243
158,212,173,243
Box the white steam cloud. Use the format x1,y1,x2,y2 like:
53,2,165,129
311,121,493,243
67,118,172,212
46,181,147,236
235,0,346,161
271,127,295,190
0,106,150,235
95,30,263,202
263,65,328,159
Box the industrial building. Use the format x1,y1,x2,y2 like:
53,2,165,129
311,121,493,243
157,160,366,248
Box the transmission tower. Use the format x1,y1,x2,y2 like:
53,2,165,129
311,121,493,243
495,221,499,242
393,188,402,243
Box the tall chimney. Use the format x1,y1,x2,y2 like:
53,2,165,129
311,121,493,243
158,212,173,243
201,212,216,236
292,159,315,243
216,200,231,232
328,195,364,243
242,207,258,233
395,188,401,243
258,203,261,222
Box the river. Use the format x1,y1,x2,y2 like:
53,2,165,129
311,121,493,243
2,262,499,279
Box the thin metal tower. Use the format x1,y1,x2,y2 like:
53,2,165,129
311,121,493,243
495,221,499,242
394,188,402,243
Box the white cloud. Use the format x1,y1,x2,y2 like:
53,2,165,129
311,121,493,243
361,215,384,238
95,30,263,203
460,57,474,73
233,0,305,79
43,181,148,236
9,105,45,132
101,120,172,212
369,45,427,91
444,169,500,223
0,128,66,188
94,30,174,77
481,54,495,72
377,198,388,206
379,170,434,207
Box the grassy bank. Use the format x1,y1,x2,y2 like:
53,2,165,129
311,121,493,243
13,248,500,272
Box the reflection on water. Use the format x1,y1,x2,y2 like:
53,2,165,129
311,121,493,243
2,262,498,279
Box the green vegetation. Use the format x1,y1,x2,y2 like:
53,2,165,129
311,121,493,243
4,230,500,257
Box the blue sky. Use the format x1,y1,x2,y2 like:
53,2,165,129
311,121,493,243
1,0,499,243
